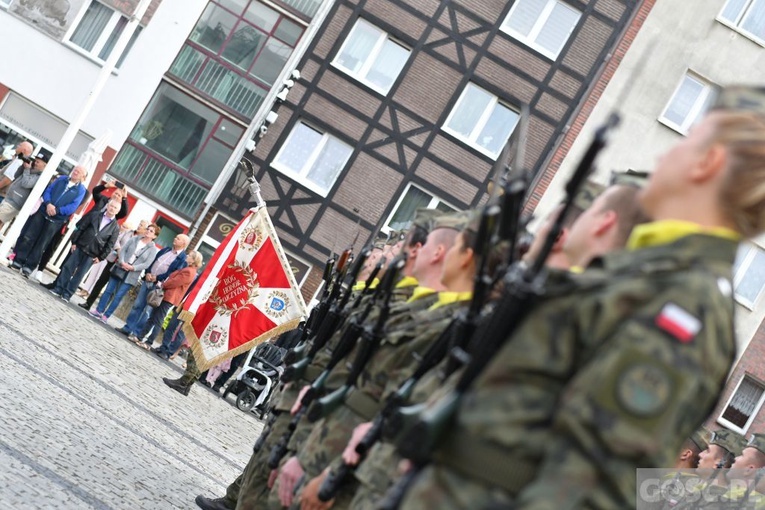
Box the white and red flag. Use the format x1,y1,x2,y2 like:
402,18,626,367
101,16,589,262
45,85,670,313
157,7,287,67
180,206,307,371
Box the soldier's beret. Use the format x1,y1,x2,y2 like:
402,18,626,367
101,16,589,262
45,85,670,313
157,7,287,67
710,428,747,457
431,210,471,232
411,208,441,233
572,179,606,212
689,428,711,452
746,433,765,456
711,86,765,115
610,169,650,189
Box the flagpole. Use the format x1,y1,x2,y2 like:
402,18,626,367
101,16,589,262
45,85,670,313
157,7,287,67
248,176,266,209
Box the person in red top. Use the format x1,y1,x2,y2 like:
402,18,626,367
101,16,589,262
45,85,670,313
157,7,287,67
130,251,204,349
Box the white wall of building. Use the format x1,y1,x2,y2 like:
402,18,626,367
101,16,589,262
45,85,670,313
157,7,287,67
534,0,765,356
0,0,208,147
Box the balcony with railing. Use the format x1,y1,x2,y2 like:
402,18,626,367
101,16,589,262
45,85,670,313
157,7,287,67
110,144,209,218
276,0,323,20
169,44,268,120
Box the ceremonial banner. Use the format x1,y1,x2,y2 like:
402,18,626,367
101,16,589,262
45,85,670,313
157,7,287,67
180,207,307,371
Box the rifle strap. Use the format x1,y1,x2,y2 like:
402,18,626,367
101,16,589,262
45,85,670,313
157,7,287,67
431,429,538,496
344,388,382,421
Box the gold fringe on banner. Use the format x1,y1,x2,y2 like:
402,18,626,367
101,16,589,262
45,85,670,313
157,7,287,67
181,316,302,373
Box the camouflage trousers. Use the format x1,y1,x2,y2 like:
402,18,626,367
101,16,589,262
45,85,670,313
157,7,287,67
235,412,293,510
179,350,201,385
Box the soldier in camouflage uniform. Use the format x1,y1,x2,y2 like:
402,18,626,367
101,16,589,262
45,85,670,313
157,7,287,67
193,227,423,510
397,89,765,509
287,213,475,510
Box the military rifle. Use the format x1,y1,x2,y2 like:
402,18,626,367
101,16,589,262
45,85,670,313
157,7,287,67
306,255,406,423
280,248,364,383
379,110,623,510
283,255,336,365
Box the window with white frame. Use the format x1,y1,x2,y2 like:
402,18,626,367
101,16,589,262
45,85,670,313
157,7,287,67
501,0,581,60
272,122,353,196
384,184,457,232
333,19,411,95
443,83,520,159
718,375,765,433
67,0,143,67
733,243,765,308
1,0,11,8
659,73,717,135
718,0,765,44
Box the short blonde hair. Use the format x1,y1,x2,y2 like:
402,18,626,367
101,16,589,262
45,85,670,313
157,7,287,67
187,251,204,267
712,111,765,238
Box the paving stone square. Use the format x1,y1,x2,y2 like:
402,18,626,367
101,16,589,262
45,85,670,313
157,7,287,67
0,267,262,509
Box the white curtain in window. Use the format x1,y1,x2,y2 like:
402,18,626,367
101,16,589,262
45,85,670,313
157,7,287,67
728,378,764,417
741,0,765,39
337,21,379,74
278,123,322,174
389,187,433,231
664,76,704,127
505,0,546,37
448,85,492,139
536,2,580,55
365,40,409,92
736,247,765,304
306,137,352,192
721,0,750,21
71,1,113,51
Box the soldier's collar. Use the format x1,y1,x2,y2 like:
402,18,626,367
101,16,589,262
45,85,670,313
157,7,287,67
406,286,437,303
395,276,419,289
627,220,741,251
428,291,472,311
352,280,368,292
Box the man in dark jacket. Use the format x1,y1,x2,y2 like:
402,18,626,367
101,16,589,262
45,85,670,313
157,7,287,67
48,199,120,301
12,166,87,277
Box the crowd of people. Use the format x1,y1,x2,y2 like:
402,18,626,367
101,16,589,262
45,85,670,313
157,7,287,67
174,87,765,510
0,145,216,366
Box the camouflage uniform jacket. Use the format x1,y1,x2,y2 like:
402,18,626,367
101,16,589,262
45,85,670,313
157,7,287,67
402,234,738,510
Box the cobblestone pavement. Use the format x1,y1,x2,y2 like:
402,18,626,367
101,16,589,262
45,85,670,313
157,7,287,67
0,266,263,509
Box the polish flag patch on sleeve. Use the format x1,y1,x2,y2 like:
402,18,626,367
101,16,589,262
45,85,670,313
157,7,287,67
655,303,702,343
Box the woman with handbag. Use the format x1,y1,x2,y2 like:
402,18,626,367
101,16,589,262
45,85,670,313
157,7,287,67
90,223,160,322
132,251,203,349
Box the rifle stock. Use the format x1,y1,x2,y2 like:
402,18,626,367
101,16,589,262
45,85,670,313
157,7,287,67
307,386,350,422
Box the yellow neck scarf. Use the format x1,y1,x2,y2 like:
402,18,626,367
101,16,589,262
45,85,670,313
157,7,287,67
627,220,741,251
395,276,419,289
407,287,437,303
428,291,473,311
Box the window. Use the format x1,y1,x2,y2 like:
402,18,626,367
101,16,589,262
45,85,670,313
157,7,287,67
67,1,142,67
384,184,457,232
1,0,11,8
659,73,718,135
718,375,765,434
718,0,765,44
170,0,304,119
501,0,581,60
130,83,243,186
272,122,353,196
443,83,520,159
333,19,410,94
733,243,765,308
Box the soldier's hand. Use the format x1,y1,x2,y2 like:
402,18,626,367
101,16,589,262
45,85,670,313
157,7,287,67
342,421,373,465
268,469,278,489
291,385,310,415
278,456,304,507
299,471,334,510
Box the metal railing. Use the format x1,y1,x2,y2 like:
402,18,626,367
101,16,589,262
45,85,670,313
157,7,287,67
110,144,209,218
170,44,267,120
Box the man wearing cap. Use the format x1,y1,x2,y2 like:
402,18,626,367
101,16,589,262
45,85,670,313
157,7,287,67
0,152,47,228
699,429,747,471
0,141,34,198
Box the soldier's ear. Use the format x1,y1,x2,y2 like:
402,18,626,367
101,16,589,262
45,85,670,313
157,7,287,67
691,143,727,184
552,228,568,252
594,210,617,236
679,449,693,461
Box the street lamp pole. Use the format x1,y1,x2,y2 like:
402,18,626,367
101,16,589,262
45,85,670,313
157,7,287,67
0,0,154,263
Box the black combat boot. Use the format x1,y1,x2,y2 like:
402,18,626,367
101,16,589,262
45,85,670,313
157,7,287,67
162,377,191,396
194,495,235,510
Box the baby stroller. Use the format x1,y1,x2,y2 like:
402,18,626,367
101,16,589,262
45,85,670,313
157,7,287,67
224,342,286,418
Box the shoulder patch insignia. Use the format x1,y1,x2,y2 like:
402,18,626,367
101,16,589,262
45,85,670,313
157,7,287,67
617,363,672,417
655,303,702,343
